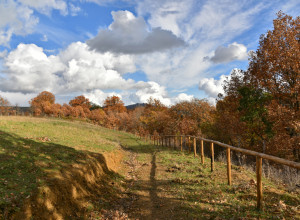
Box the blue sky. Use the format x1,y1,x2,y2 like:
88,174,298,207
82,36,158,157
0,0,299,106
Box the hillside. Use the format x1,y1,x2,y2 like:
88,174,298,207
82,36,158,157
0,116,299,219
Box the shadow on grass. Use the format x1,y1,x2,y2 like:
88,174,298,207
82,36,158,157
119,138,300,219
0,130,125,219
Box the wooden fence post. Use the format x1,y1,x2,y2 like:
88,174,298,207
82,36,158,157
174,136,176,149
188,136,191,153
201,140,204,164
256,156,263,210
227,148,232,185
210,142,214,172
193,137,197,157
180,136,183,152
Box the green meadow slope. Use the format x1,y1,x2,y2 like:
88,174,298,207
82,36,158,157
0,116,299,219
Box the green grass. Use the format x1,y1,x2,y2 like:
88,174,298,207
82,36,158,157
123,142,300,219
0,116,299,219
0,116,140,218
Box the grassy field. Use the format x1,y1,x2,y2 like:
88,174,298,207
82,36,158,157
0,116,136,219
121,141,300,219
0,116,299,219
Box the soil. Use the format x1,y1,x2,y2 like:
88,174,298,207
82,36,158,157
114,149,185,220
12,150,125,220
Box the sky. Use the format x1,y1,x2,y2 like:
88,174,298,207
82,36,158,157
0,0,299,107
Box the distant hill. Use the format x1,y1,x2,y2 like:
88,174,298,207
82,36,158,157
125,103,146,110
9,104,145,113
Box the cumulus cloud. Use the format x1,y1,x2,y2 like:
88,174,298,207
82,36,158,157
204,42,249,63
132,0,265,90
0,91,37,106
0,42,144,94
198,68,244,101
87,10,185,54
0,50,7,58
198,75,229,98
84,90,122,106
132,81,172,106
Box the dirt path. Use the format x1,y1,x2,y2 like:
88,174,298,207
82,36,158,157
119,149,183,220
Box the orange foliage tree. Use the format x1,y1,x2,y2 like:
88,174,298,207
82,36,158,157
169,99,215,136
215,12,300,160
29,91,55,116
69,95,92,118
0,95,11,115
103,96,127,113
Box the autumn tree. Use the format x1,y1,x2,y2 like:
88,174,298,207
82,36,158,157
140,98,172,135
89,109,106,125
29,91,55,116
69,95,92,118
0,95,11,115
215,12,300,160
169,99,215,136
247,12,299,159
103,96,127,113
248,11,299,112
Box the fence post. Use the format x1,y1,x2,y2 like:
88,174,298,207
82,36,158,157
174,136,176,149
210,142,214,172
256,156,263,210
201,140,204,164
227,148,232,185
193,137,197,157
188,136,191,153
180,136,183,152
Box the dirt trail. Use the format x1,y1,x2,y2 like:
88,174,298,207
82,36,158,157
120,149,181,220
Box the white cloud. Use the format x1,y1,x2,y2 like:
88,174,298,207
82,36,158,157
0,50,7,58
198,74,229,98
132,0,265,90
133,81,172,106
0,91,36,106
198,68,244,100
69,3,81,16
84,90,121,106
0,1,38,46
18,0,67,15
136,0,194,38
0,42,144,94
87,10,185,54
173,93,194,103
204,42,249,63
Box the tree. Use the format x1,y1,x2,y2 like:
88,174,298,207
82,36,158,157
0,95,11,115
215,12,300,160
248,11,299,112
69,95,91,118
247,12,299,159
29,91,55,116
90,109,106,125
169,99,215,135
103,96,127,113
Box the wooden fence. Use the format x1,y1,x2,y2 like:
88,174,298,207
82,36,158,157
141,134,300,210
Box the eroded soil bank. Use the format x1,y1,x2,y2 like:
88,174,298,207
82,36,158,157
12,150,125,220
